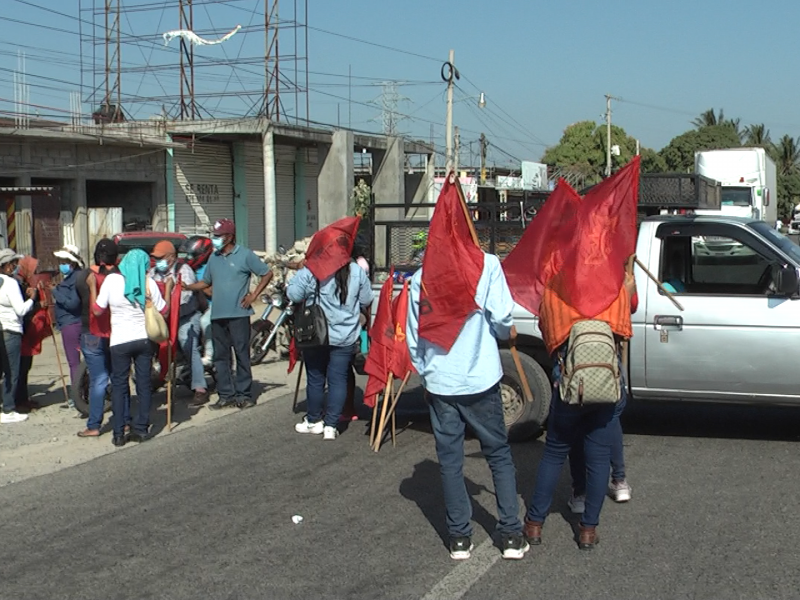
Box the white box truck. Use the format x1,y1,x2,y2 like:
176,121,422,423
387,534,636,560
695,148,777,224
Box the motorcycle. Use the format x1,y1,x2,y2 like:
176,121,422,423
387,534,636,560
72,337,216,419
250,264,296,365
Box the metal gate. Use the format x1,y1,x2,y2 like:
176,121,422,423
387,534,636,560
173,141,234,235
0,186,62,271
245,141,266,252
275,145,296,249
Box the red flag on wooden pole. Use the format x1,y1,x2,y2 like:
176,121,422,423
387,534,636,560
304,216,361,281
502,179,581,316
363,271,395,408
389,278,414,379
419,177,484,351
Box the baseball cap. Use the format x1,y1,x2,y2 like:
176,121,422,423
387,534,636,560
0,248,22,266
151,240,177,258
210,219,235,236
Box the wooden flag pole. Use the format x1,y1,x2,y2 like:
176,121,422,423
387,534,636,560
369,385,381,447
166,341,174,431
291,360,304,413
634,257,684,311
382,370,412,449
451,173,534,404
43,294,71,406
372,373,394,452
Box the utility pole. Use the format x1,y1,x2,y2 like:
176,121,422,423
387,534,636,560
443,49,458,174
480,133,488,184
454,126,460,174
605,94,612,177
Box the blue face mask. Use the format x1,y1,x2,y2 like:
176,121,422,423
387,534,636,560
211,237,225,251
58,264,72,276
12,266,20,277
155,259,170,273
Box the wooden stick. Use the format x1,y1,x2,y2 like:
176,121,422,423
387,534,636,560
452,172,534,403
634,257,684,311
45,304,71,406
380,370,412,449
369,387,380,447
166,341,173,431
372,372,394,452
291,360,304,413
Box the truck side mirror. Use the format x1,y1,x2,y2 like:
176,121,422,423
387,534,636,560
775,264,799,296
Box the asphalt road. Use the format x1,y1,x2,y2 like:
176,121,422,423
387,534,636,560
2,380,800,600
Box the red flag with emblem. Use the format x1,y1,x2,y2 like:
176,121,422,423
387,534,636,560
304,216,361,281
419,176,484,351
389,279,414,378
554,156,640,316
502,179,581,315
362,271,395,408
169,275,183,347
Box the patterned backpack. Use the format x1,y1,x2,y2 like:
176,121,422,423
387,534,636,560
559,319,621,405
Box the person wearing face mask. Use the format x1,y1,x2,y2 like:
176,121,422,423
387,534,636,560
183,219,273,410
149,240,208,406
52,245,85,398
0,248,36,423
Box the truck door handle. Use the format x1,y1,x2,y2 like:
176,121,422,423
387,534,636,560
654,315,683,330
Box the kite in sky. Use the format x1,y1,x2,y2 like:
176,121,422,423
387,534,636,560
163,24,242,46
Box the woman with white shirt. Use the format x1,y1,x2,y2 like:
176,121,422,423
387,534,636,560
90,248,167,447
0,248,35,424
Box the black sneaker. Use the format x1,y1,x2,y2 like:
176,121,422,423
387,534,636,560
237,398,256,410
501,534,530,560
449,536,474,561
209,398,238,411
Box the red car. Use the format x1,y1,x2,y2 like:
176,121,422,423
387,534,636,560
112,231,188,267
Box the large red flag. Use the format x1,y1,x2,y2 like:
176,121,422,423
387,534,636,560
554,157,640,317
502,180,581,315
362,271,395,408
389,279,414,379
169,275,183,347
304,216,360,281
419,177,484,351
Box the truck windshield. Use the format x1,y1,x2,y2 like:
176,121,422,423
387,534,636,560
749,221,800,264
721,187,752,207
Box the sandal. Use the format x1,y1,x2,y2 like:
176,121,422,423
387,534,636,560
77,429,100,438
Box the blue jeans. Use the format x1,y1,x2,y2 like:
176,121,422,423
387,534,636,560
200,308,213,359
81,333,114,431
428,384,523,538
211,317,252,401
526,388,619,528
177,313,205,391
110,338,153,437
303,343,357,428
0,331,21,413
569,392,627,493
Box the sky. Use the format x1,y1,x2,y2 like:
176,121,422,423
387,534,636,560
3,0,800,170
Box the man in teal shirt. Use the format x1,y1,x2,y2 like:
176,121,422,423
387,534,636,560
185,219,273,410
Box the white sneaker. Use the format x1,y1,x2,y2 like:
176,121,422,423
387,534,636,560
323,425,338,440
295,418,323,435
567,494,586,514
1,411,28,424
609,479,632,502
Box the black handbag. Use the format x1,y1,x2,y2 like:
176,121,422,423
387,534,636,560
294,279,329,349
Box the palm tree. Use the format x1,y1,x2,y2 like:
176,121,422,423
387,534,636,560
775,135,800,176
744,123,772,148
692,108,723,129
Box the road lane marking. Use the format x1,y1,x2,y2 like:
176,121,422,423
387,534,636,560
420,536,499,600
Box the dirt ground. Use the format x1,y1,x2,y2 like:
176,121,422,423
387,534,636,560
0,320,305,488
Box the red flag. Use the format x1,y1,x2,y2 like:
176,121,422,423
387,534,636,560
502,180,581,315
419,177,484,351
304,216,361,281
555,157,640,317
362,271,395,408
168,275,183,347
389,279,414,378
287,336,300,374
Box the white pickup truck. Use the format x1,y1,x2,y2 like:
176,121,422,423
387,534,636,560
496,214,800,440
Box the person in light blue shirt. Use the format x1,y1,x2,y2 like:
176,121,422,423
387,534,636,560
287,261,373,440
405,253,529,562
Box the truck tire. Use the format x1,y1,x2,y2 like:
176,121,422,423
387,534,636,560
499,348,550,443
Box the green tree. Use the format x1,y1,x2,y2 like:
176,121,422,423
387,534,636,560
541,120,658,184
692,108,742,141
774,135,800,220
659,125,742,172
743,123,772,149
774,135,800,176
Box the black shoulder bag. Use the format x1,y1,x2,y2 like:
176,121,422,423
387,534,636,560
294,279,329,349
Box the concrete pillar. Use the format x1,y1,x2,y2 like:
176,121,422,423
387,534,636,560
371,136,405,269
232,141,248,246
165,140,176,231
15,140,32,256
263,126,278,255
317,129,354,228
74,177,89,262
